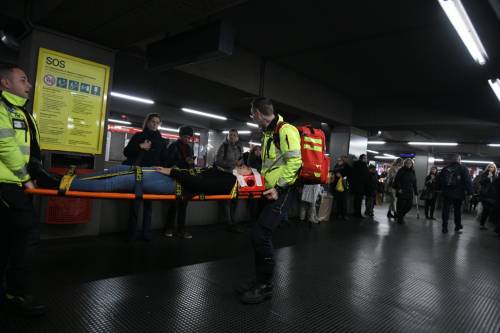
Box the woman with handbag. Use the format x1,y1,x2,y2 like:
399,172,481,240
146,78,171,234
423,166,439,220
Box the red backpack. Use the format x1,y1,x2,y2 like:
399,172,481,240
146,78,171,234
274,123,330,184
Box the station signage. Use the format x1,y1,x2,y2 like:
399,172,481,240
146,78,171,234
33,48,111,154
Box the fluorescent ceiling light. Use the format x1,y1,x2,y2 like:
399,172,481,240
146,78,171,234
368,141,386,145
246,122,259,128
194,132,201,136
428,157,444,163
108,119,131,125
438,0,488,65
374,156,397,160
488,79,500,102
487,143,500,147
367,149,379,154
110,91,155,104
222,130,251,135
249,141,261,146
182,107,227,120
384,153,397,158
462,160,494,164
159,126,179,133
408,142,458,146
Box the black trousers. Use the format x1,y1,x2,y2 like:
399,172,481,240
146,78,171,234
218,200,237,225
251,188,292,284
396,195,413,219
442,196,463,229
166,200,188,233
0,183,37,296
128,200,153,240
353,193,364,217
479,201,495,226
425,197,436,218
334,191,347,218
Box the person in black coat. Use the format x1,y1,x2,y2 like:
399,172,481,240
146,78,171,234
350,154,369,218
393,158,418,224
364,165,379,217
123,113,168,241
423,166,439,220
437,154,473,234
331,156,350,220
478,163,498,230
164,125,195,239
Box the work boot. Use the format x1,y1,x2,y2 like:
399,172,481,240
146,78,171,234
240,283,273,304
234,278,256,295
164,229,174,238
4,294,47,316
455,225,463,233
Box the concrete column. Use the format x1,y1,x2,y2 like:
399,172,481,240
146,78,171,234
414,154,430,193
329,126,367,162
19,28,115,239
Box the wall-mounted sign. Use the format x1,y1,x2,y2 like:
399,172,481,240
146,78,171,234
33,48,110,154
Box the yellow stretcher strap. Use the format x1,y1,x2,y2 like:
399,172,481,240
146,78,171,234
58,166,77,196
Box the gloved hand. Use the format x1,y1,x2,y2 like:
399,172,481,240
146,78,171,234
27,158,61,189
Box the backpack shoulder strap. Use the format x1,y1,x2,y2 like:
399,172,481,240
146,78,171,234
272,121,287,151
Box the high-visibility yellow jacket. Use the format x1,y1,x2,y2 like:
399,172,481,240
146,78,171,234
0,90,39,185
261,114,302,189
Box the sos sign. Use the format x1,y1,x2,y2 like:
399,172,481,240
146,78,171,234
46,57,66,68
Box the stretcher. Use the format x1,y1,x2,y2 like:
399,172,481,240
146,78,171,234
25,167,266,201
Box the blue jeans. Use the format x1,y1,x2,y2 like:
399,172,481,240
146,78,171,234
70,165,176,194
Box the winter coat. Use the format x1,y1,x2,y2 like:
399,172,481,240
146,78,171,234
164,140,194,169
215,140,243,173
478,172,497,204
437,162,473,200
123,129,168,167
349,160,369,194
393,167,418,199
365,172,379,196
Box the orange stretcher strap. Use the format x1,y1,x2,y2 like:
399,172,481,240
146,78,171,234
25,188,262,200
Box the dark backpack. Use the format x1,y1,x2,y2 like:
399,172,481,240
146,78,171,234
442,167,460,188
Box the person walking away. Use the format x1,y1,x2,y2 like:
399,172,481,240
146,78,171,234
422,166,439,220
123,113,167,241
0,63,47,315
393,158,418,224
365,165,378,217
164,126,195,239
478,163,497,230
237,97,301,304
350,154,369,218
385,158,403,218
437,154,473,234
215,129,244,232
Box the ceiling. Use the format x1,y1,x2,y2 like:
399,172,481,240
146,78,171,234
1,0,500,159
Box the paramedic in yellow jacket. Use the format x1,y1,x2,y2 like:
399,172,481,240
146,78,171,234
0,63,46,315
237,97,302,304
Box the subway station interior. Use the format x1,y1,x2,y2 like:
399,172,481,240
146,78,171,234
1,0,500,332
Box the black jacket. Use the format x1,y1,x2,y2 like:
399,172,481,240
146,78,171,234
164,140,194,169
424,174,438,193
478,172,497,204
393,167,418,199
437,162,473,200
123,129,168,167
365,172,379,196
349,161,369,194
170,167,236,196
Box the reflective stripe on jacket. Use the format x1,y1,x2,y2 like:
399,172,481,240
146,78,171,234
261,114,302,188
0,91,35,185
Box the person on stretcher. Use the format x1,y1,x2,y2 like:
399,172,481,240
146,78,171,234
67,164,259,195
